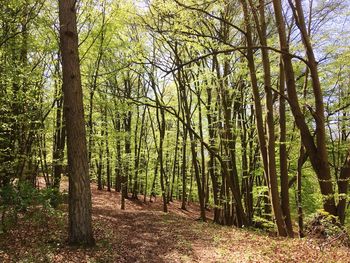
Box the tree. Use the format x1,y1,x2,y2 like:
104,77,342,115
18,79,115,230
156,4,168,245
1,0,349,244
58,0,94,246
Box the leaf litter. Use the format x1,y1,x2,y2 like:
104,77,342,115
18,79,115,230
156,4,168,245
1,183,350,263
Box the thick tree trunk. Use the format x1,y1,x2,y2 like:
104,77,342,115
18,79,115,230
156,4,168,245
58,0,94,246
272,0,337,215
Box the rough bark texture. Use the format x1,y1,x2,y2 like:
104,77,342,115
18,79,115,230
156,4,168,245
58,0,95,246
272,0,337,215
291,0,336,215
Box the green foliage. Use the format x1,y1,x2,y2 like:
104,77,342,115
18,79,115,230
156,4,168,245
305,210,349,243
0,0,349,237
252,216,276,233
0,182,62,233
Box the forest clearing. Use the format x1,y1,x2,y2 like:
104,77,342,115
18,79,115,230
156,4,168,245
1,0,350,262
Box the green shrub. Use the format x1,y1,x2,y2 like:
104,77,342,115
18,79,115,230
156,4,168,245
0,182,63,233
252,216,276,233
305,210,350,246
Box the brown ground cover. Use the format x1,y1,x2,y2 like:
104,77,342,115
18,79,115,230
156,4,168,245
1,183,349,262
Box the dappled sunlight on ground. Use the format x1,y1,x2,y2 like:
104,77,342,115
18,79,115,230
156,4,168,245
1,182,350,262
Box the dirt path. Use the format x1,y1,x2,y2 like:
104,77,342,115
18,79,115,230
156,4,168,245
1,184,350,262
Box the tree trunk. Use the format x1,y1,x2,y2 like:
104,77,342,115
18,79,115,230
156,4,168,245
52,54,66,194
337,149,350,224
206,85,220,223
297,144,307,238
58,0,94,246
278,61,294,237
272,0,337,215
115,113,122,192
181,120,188,210
105,124,111,192
133,103,147,199
157,106,168,213
241,0,286,236
169,118,180,202
97,129,104,191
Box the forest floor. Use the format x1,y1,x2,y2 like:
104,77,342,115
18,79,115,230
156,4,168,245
1,181,350,263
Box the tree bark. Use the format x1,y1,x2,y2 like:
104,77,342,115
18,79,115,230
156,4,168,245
337,149,350,224
272,0,337,215
278,60,294,237
241,0,286,236
181,118,188,210
58,0,94,246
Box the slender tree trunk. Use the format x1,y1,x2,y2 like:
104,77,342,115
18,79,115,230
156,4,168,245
206,85,220,223
115,113,122,192
181,120,188,210
97,129,104,191
132,105,147,199
336,89,349,224
196,83,207,209
52,101,66,187
124,111,131,198
105,124,111,192
169,118,180,202
132,102,140,199
156,106,168,213
148,107,159,202
180,78,206,221
144,142,150,203
150,68,168,212
52,54,66,195
121,78,132,209
337,149,350,224
278,61,294,236
87,2,105,167
239,89,253,225
297,144,307,238
241,0,286,236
